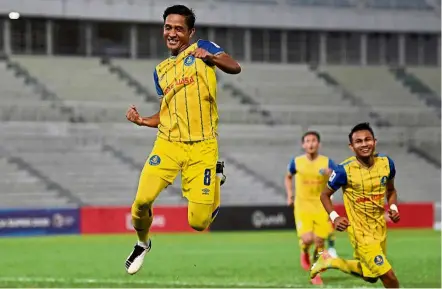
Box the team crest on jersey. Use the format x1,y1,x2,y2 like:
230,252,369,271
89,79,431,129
149,155,161,166
184,55,195,66
374,255,384,266
380,176,387,187
319,168,326,175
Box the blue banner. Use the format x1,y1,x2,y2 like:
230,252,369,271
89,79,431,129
0,208,80,237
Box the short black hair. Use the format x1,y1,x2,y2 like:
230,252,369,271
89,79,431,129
163,5,196,30
348,122,375,143
302,131,320,143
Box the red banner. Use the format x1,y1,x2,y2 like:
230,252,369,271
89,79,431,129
81,206,195,234
334,203,434,228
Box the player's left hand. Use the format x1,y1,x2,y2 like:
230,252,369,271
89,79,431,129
189,48,214,62
388,209,400,223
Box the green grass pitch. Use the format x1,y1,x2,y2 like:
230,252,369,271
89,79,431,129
0,230,440,288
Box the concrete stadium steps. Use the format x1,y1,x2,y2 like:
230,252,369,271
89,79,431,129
225,63,350,106
0,62,39,100
12,56,141,102
408,67,441,96
0,157,71,208
325,65,440,126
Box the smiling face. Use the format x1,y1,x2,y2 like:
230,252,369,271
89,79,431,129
349,129,377,158
163,14,195,55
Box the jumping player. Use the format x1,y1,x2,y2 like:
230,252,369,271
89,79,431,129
124,4,241,275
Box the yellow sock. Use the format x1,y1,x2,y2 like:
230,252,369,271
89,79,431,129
329,258,363,277
313,245,325,263
299,239,311,253
132,207,153,243
211,176,221,223
131,174,168,244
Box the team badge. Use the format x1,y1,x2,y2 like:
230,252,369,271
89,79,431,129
319,168,326,175
380,176,387,187
149,155,161,166
374,255,384,266
184,55,195,66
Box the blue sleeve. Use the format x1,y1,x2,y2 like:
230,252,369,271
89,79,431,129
387,156,396,180
153,69,163,97
197,39,224,55
287,157,296,175
327,165,347,191
328,159,337,171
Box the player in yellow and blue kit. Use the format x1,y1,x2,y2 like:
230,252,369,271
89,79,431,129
124,5,241,275
310,123,400,288
284,131,338,285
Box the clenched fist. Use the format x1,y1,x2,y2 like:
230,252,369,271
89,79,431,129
126,105,142,125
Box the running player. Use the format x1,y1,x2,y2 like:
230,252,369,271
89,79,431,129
310,122,400,288
124,4,241,275
285,131,338,285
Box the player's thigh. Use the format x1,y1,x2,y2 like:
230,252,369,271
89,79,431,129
312,212,332,240
187,201,213,231
134,138,181,205
295,210,314,239
142,137,182,184
182,139,218,205
356,243,392,278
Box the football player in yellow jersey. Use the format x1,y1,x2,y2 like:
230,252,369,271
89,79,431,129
310,123,400,288
123,5,241,275
284,131,338,285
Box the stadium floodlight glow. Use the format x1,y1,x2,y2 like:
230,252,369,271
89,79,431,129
9,12,20,20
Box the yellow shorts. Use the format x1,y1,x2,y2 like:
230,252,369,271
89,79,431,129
294,209,333,239
143,137,218,205
353,241,391,278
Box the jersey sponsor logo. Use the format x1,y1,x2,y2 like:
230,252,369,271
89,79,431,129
374,255,384,266
380,176,387,187
163,76,195,95
202,188,210,195
184,55,195,66
356,193,384,203
149,155,161,166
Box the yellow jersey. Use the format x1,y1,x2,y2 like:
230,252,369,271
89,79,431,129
287,154,336,213
327,154,396,245
153,39,224,142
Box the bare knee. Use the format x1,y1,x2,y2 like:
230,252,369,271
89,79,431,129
314,236,325,248
380,270,399,288
188,202,212,231
301,233,314,245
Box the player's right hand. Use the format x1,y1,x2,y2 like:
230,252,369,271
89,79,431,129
126,105,142,125
334,216,350,232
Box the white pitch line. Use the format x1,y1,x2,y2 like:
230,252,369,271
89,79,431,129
0,276,366,288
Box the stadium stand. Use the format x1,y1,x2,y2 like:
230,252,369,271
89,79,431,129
325,66,440,126
408,67,441,96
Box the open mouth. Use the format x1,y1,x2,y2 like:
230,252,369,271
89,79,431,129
167,38,178,46
360,148,370,154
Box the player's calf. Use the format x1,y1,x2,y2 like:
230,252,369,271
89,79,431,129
379,269,399,288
